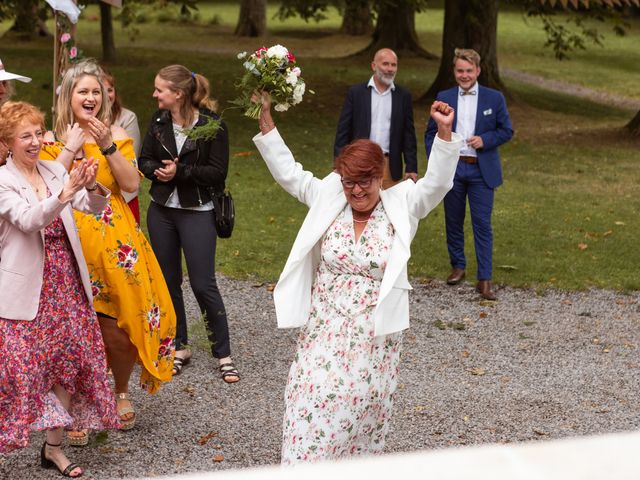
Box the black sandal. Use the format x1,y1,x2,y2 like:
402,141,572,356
40,441,83,477
172,350,192,376
219,362,240,384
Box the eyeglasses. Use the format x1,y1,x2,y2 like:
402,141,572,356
341,177,373,189
17,131,44,143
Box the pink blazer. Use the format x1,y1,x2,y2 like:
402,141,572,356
0,157,110,320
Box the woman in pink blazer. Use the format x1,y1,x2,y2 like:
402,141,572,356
0,102,120,477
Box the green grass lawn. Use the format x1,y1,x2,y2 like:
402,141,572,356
1,2,638,290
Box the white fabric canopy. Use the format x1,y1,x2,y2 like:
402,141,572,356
44,0,81,24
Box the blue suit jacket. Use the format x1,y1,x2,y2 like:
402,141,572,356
425,85,513,188
334,82,417,180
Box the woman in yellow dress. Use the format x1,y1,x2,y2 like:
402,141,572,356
41,59,176,444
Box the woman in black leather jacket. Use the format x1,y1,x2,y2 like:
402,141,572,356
138,64,239,383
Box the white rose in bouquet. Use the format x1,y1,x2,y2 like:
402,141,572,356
231,45,314,119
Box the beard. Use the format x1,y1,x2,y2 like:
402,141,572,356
375,69,396,86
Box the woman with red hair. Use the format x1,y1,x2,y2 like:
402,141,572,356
252,93,463,464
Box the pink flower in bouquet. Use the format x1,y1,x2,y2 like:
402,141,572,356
60,33,71,44
287,51,296,63
69,47,78,59
255,47,267,58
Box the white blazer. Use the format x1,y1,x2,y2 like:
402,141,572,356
0,157,110,320
253,128,463,336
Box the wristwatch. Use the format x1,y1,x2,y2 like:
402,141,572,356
100,142,118,156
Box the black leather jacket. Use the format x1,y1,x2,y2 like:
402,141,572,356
138,108,229,208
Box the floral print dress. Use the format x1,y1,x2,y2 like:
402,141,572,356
281,202,402,464
40,140,176,393
0,214,120,453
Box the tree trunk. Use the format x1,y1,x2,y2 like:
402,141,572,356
100,3,117,63
234,0,266,37
359,0,437,58
422,0,507,101
625,110,640,136
340,0,373,36
8,0,40,39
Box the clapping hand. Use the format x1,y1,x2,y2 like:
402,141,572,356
65,123,86,155
70,158,99,191
87,117,113,150
59,158,99,203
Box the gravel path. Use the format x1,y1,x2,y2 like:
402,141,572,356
502,68,640,111
2,277,639,479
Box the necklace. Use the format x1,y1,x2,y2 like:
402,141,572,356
18,168,43,195
352,217,370,223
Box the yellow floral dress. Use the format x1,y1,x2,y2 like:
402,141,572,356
41,139,176,393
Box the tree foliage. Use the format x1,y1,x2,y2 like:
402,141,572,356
514,0,637,59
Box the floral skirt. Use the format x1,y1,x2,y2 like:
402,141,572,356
0,217,120,453
281,272,402,465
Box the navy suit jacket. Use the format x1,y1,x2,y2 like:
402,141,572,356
425,84,513,188
334,82,417,180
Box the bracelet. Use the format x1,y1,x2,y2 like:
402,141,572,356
261,122,273,129
86,183,98,192
63,145,77,155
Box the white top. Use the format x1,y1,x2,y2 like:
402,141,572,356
456,82,479,157
164,119,213,211
252,127,464,336
368,76,394,154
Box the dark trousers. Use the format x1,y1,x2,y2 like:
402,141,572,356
443,161,495,281
147,202,231,358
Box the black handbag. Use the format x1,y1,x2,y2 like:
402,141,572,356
211,189,235,239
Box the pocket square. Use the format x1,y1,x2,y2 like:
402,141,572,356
483,108,493,116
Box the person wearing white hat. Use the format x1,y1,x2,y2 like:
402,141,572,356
0,58,32,106
0,58,32,164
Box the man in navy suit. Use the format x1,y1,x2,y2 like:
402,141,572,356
425,48,513,300
334,48,417,189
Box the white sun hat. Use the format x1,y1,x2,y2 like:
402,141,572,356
0,59,32,83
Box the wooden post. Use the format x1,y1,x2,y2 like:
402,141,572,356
52,11,59,124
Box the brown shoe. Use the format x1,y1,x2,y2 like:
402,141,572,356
446,268,465,285
476,280,497,300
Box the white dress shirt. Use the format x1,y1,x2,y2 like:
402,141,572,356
456,82,479,157
368,76,395,154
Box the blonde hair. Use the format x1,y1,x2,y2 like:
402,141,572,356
54,59,111,140
156,64,217,126
0,101,46,163
453,48,481,68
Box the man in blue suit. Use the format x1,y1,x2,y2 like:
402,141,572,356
425,48,513,300
334,48,417,189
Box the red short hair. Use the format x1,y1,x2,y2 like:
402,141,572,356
334,139,384,179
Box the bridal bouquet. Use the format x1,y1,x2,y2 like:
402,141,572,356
186,44,311,141
232,44,311,118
